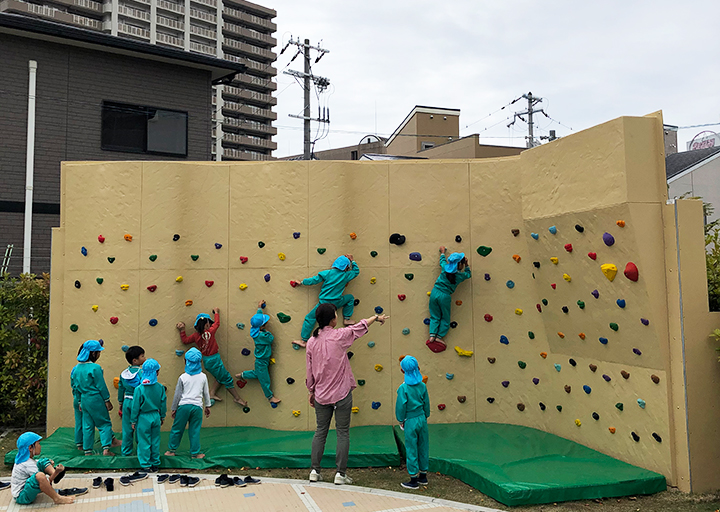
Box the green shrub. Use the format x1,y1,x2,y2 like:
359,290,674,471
0,273,49,426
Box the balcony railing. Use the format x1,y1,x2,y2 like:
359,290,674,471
74,0,102,12
222,37,275,61
156,0,184,14
190,0,216,8
157,15,183,30
118,4,150,20
222,6,275,31
222,85,275,105
72,13,102,28
190,23,216,39
221,116,277,135
190,7,215,22
156,31,183,47
222,22,275,46
190,41,217,56
118,22,150,38
220,147,271,160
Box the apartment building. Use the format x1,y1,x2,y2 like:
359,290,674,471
0,0,277,160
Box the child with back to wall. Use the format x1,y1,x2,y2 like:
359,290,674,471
176,307,247,406
396,355,430,490
426,246,471,353
236,300,281,405
118,346,146,456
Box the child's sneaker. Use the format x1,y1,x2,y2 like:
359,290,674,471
0,482,10,491
214,474,232,488
308,470,321,482
92,477,103,489
186,477,200,488
58,487,88,497
104,478,114,492
242,476,260,485
401,477,419,490
179,476,189,487
418,472,428,486
333,472,352,485
231,477,247,487
157,475,169,484
168,475,182,485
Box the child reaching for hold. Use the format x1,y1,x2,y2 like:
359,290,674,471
165,348,211,459
293,254,360,348
176,308,247,406
236,300,280,405
426,247,471,353
117,346,145,456
131,359,166,472
396,356,430,490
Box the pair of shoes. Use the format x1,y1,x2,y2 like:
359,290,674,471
418,472,428,486
401,476,419,489
58,488,88,497
308,469,321,482
92,477,103,489
334,473,352,485
180,476,199,487
52,465,66,484
231,477,246,487
157,475,169,484
0,482,10,491
242,476,260,485
168,474,182,484
214,474,232,488
120,471,148,486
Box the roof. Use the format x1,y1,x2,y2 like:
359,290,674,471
385,106,461,147
666,146,720,180
0,13,245,83
359,153,426,161
417,134,523,153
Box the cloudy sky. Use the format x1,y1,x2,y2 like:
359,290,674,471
269,0,720,157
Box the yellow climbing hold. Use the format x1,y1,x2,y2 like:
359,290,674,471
550,257,559,264
575,419,582,427
120,284,129,290
563,273,571,282
352,406,359,413
270,358,275,365
427,291,431,296
370,277,377,284
292,410,301,417
91,305,98,312
176,276,183,282
455,346,474,357
374,364,383,372
515,308,523,315
239,283,248,290
278,252,286,261
601,263,618,281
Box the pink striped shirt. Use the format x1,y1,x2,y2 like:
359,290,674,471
306,320,369,405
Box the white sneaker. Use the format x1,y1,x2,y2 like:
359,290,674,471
309,470,321,482
334,472,352,485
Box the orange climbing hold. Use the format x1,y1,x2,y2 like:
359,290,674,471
455,300,462,306
512,254,521,263
124,234,133,241
609,427,616,434
349,232,357,240
185,300,193,307
616,220,626,227
557,332,565,339
578,333,586,340
540,352,547,359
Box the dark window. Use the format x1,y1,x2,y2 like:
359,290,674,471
101,101,188,157
351,150,358,160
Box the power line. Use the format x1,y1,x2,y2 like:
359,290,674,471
677,122,720,130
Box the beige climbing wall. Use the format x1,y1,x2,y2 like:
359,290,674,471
47,112,720,491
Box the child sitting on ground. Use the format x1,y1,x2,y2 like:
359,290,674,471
396,356,430,490
293,254,359,348
11,432,85,504
426,247,471,353
177,308,247,406
165,348,211,459
118,346,145,456
131,359,166,472
236,300,280,405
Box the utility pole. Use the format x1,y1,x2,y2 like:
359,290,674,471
281,37,330,160
508,92,545,148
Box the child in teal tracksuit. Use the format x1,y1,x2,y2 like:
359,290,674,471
11,432,77,504
396,356,430,490
71,340,120,455
236,301,280,405
118,346,145,456
426,247,471,353
131,359,166,472
293,255,359,347
71,345,84,451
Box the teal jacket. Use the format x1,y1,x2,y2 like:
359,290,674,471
130,383,167,424
71,362,110,402
117,366,142,407
432,254,471,295
396,381,430,422
253,330,274,359
303,261,359,301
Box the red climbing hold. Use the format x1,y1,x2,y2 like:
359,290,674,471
484,314,493,322
98,235,105,243
426,339,447,353
110,317,119,324
536,304,542,312
398,294,406,301
588,252,597,260
239,256,248,264
438,404,446,410
290,280,299,288
564,243,573,253
551,283,557,290
205,280,214,287
147,285,157,292
624,262,639,282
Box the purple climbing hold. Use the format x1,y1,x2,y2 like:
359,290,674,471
603,232,615,246
633,348,642,355
641,318,650,326
264,273,271,282
602,374,611,382
591,289,600,299
532,377,540,385
409,252,422,262
215,243,222,249
293,232,301,239
241,348,251,356
484,273,491,281
501,380,510,388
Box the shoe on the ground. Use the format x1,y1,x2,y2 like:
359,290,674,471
168,474,182,484
334,472,352,485
418,473,428,486
401,477,419,490
186,477,200,488
149,466,159,473
157,474,169,484
243,476,260,485
309,469,321,482
119,476,131,486
231,477,247,487
104,478,114,492
214,474,232,488
128,471,148,482
52,466,66,484
58,487,88,497
92,477,103,489
179,476,189,487
0,482,10,491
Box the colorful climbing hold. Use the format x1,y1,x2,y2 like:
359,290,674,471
501,381,510,388
349,232,357,240
98,235,105,243
487,357,496,364
554,363,561,372
450,321,458,328
409,252,422,261
601,263,618,281
191,255,199,261
641,318,650,326
149,319,158,327
621,370,630,379
91,305,98,312
616,299,626,309
517,361,527,369
236,323,245,330
609,322,619,331
615,402,624,411
484,314,493,322
631,432,640,442
652,432,662,442
539,402,546,410
550,257,559,265
290,280,299,288
533,378,540,385
175,350,185,357
239,283,247,290
533,261,541,269
293,232,301,239
499,335,509,345
107,257,115,263
389,233,406,245
531,232,539,240
506,280,515,289
556,405,563,412
515,308,523,315
456,300,462,306
587,252,597,260
367,341,375,348
438,404,446,410
511,229,520,237
258,241,265,248
124,234,132,242
291,409,301,416
243,406,250,413
404,273,414,281
70,324,78,332
354,299,360,306
633,348,642,355
528,331,535,339
455,235,462,243
549,226,557,234
370,251,378,258
651,374,660,384
455,346,473,357
575,419,582,427
563,273,572,282
616,220,626,227
624,262,639,282
373,306,384,314
277,312,291,323
184,300,193,307
476,246,492,257
74,280,81,289
564,385,572,393
370,277,377,284
583,385,591,394
96,277,103,284
599,337,608,345
540,352,547,358
589,364,597,372
517,403,525,412
110,317,119,324
541,299,548,305
445,373,455,381
512,254,521,263
242,348,251,356
423,318,430,325
172,234,180,241
609,427,616,434
487,397,495,403
402,328,410,335
347,352,354,360
204,280,214,288
592,412,600,421
374,364,383,372
578,332,586,340
569,359,576,366
239,256,248,264
557,332,565,339
81,246,88,257
602,374,611,382
120,284,129,291
264,274,271,282
561,306,569,313
591,289,600,299
278,252,286,261
550,283,556,290
484,273,491,281
564,243,573,253
603,232,615,246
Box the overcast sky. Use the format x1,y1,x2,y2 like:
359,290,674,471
269,0,720,157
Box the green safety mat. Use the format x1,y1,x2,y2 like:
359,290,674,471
3,426,401,471
393,423,666,506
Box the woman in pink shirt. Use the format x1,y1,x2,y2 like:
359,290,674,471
306,303,389,485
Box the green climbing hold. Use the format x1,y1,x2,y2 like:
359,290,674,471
243,406,250,413
258,241,265,248
107,257,115,263
149,254,157,262
96,278,103,284
70,324,78,332
236,323,245,330
358,379,366,386
191,255,199,261
317,247,326,254
404,273,414,281
541,299,548,306
370,251,378,257
556,405,563,412
577,300,585,309
609,322,619,331
615,402,624,411
518,361,527,369
528,331,535,339
476,246,492,257
277,312,292,323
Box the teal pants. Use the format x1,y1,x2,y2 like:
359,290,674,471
301,295,355,341
203,353,235,389
242,357,272,399
428,289,452,338
404,415,429,476
73,400,82,448
121,399,136,456
136,411,161,468
80,394,114,452
15,459,51,505
167,404,203,455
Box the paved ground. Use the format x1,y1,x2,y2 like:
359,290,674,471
0,475,502,512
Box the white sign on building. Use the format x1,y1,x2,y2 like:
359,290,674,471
687,133,720,151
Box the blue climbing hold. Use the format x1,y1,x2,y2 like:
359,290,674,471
371,401,381,410
617,299,626,308
599,337,609,345
446,373,454,380
374,306,384,314
81,246,88,256
175,350,184,357
549,226,557,234
292,343,301,350
500,335,509,345
121,345,129,352
484,273,491,281
261,302,266,309
241,348,251,356
531,233,539,240
215,243,222,249
583,385,592,394
637,398,646,409
271,402,278,408
237,323,245,330
264,273,271,282
502,381,510,388
554,364,561,372
506,280,515,289
409,252,422,262
149,319,158,327
423,318,431,325
293,232,301,239
367,341,375,348
402,328,410,335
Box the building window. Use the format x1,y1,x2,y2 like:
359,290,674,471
351,150,358,160
101,101,188,157
421,142,434,150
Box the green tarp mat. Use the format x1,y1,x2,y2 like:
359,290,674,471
393,422,666,507
3,426,401,471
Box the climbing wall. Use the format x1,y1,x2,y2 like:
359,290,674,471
48,113,701,486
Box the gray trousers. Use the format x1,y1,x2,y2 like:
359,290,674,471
311,390,353,474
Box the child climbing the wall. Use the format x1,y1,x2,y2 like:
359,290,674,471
71,340,121,455
176,308,247,406
426,247,471,353
396,355,430,490
235,300,281,405
165,348,211,459
118,346,145,456
293,254,359,348
131,359,166,472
